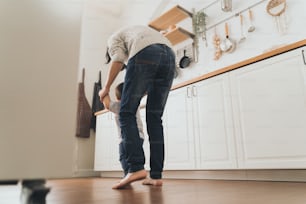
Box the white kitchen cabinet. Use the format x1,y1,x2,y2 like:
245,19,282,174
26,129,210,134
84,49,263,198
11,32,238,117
193,74,237,169
95,45,306,172
95,109,150,171
230,47,306,168
163,73,237,170
94,112,121,171
163,87,196,169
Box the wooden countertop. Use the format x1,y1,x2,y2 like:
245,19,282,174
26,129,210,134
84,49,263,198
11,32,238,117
95,109,109,115
95,104,146,116
96,39,306,116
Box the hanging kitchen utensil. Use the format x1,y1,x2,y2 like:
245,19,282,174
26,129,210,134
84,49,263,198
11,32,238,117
179,49,191,69
266,0,287,34
221,0,232,12
220,23,236,53
212,27,222,60
90,70,105,131
76,68,92,138
238,13,246,43
266,0,286,16
248,9,256,32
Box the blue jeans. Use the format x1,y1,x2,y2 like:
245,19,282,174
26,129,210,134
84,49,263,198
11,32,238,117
119,139,144,177
119,44,175,179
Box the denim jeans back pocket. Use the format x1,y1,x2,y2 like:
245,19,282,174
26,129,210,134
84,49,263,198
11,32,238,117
135,52,161,66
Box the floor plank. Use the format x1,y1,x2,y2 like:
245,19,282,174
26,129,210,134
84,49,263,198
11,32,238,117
46,178,306,204
2,178,306,204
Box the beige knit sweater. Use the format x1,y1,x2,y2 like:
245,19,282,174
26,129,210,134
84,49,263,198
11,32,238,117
107,25,173,63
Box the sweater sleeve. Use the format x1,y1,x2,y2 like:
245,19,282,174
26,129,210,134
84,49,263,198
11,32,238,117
107,25,173,62
107,34,128,63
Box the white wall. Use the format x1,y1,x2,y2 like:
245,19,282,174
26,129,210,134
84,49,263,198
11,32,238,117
76,0,306,175
73,0,123,177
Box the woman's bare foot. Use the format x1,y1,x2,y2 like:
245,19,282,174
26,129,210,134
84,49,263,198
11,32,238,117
112,169,147,189
142,178,163,186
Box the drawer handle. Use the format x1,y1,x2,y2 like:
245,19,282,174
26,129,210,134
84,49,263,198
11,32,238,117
192,86,197,97
302,50,306,65
187,87,192,98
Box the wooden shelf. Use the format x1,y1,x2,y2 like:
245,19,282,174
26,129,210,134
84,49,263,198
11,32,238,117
148,5,194,46
164,27,195,45
149,5,192,31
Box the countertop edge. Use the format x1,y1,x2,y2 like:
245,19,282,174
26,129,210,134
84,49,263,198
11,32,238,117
95,104,146,116
95,109,109,116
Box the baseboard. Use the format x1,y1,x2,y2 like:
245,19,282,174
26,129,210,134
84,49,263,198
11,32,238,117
73,169,101,178
99,171,122,178
98,170,306,182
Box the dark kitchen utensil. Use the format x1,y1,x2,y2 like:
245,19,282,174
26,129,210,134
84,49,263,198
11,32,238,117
90,70,105,130
179,50,191,68
76,68,92,138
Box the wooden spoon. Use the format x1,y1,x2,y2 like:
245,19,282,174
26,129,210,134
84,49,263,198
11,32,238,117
239,14,246,43
248,9,255,32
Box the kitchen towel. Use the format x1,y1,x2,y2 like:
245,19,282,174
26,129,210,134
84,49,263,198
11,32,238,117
90,70,104,130
76,68,92,138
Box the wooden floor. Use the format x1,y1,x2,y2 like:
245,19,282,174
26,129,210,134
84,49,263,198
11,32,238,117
2,178,306,204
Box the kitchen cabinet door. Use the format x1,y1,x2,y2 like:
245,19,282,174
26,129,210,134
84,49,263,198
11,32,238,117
94,113,120,171
163,87,196,169
108,114,122,171
95,110,149,171
193,74,237,169
230,47,306,168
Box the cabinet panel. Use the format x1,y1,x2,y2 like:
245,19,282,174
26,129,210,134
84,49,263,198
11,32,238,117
194,74,237,169
231,48,306,168
108,116,122,171
95,110,149,171
163,74,237,170
94,113,111,171
94,113,121,171
164,87,196,169
140,108,150,170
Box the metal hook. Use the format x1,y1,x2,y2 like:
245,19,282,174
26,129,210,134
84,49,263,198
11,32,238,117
302,50,306,65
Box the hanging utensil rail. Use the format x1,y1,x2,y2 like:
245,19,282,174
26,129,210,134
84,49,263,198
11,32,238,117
197,0,267,31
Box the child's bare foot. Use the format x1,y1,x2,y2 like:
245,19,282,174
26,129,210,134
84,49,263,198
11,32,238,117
112,169,147,189
142,178,163,186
